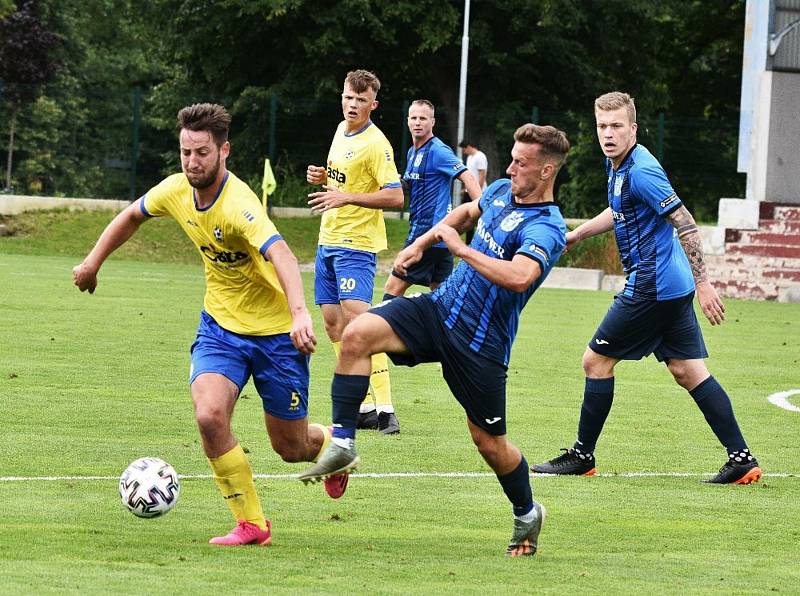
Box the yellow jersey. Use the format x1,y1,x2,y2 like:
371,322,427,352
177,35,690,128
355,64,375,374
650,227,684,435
318,120,401,253
141,171,292,336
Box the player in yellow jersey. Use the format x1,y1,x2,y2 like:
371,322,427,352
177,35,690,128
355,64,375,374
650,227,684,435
307,70,404,442
73,103,336,547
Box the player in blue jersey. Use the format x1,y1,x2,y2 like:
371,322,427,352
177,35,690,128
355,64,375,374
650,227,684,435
382,99,482,300
366,99,482,431
532,92,761,485
300,123,571,557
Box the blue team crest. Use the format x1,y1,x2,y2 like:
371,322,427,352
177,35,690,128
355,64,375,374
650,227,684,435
613,173,624,197
213,226,223,241
414,152,424,167
500,211,525,232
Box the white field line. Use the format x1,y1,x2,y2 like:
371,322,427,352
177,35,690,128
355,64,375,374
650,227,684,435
768,389,800,413
0,471,795,482
9,270,201,283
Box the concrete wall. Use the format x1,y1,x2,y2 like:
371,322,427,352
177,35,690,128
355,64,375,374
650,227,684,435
271,206,409,220
765,72,800,203
0,195,130,215
743,59,800,204
540,267,625,293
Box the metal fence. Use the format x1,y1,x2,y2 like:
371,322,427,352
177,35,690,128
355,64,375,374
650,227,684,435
1,87,744,221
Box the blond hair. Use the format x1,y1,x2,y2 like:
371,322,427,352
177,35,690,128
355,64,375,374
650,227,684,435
410,99,435,115
595,91,636,124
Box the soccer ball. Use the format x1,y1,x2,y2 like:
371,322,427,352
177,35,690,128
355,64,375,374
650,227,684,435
119,457,180,518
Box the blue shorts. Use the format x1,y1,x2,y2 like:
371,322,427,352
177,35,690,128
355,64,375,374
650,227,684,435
391,246,453,286
189,311,310,420
369,293,509,435
314,246,377,305
589,292,708,362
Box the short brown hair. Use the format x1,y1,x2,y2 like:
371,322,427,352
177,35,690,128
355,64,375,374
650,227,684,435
411,99,435,114
344,69,381,95
595,91,636,124
513,124,570,168
176,103,231,147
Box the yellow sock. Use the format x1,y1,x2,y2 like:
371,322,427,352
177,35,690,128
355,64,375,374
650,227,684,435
208,443,266,529
334,340,375,408
309,423,331,462
370,352,393,408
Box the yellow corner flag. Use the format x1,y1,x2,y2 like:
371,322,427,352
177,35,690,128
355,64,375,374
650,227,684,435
261,158,277,209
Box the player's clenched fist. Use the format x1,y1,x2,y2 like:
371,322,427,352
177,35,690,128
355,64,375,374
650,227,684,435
393,244,422,277
432,224,466,257
72,262,98,294
306,165,327,185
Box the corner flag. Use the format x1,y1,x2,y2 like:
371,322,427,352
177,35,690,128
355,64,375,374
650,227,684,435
261,158,277,209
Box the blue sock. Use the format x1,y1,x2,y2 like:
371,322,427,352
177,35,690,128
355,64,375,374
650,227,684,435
689,376,747,453
497,457,533,517
574,377,614,453
331,373,370,440
381,293,397,302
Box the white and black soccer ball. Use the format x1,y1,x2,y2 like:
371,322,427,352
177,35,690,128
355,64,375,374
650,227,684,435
119,457,180,518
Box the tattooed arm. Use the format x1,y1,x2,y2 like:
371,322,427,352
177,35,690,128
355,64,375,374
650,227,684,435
667,205,726,325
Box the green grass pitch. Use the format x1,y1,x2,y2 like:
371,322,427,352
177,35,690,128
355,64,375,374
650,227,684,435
1,248,799,594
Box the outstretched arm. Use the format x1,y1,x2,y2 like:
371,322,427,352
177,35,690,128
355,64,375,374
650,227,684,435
72,199,148,293
264,239,317,355
667,205,725,325
565,207,614,253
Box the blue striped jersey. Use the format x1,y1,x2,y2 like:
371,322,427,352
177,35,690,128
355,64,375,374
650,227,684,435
607,144,694,300
430,179,566,365
403,136,467,247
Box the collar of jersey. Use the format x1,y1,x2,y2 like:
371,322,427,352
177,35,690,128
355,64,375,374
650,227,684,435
193,171,230,211
412,136,436,153
612,143,638,172
511,199,557,209
344,120,373,137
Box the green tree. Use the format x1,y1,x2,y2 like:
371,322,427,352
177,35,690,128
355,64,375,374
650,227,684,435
2,0,169,196
554,0,746,220
0,1,61,190
144,0,745,216
2,0,747,215
0,1,15,17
